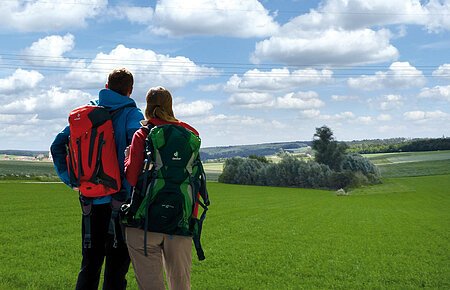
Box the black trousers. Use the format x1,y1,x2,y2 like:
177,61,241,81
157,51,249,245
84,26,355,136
75,203,130,290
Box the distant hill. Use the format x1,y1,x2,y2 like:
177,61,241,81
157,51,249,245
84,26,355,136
199,137,450,160
1,143,313,161
2,136,448,161
0,150,49,158
200,141,312,160
346,137,450,154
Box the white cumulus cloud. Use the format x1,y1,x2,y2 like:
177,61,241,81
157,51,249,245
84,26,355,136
0,87,92,120
348,62,426,90
281,0,450,32
300,109,321,119
432,64,450,78
418,85,450,102
23,34,77,67
228,92,273,108
276,91,324,109
319,111,356,122
224,68,333,92
250,0,450,66
174,100,213,117
379,94,404,111
108,6,154,25
404,110,449,121
0,0,107,32
64,44,218,92
252,28,398,66
151,0,279,37
424,1,450,32
228,90,325,110
291,0,426,30
356,116,373,124
331,95,360,101
377,114,392,121
0,69,44,95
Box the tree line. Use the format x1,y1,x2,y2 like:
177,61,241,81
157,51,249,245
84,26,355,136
219,126,381,190
200,141,310,161
347,137,450,154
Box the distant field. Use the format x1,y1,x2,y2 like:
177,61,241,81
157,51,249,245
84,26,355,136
0,160,57,180
0,159,221,182
1,174,449,289
2,150,450,182
365,150,450,165
365,150,450,178
377,159,450,178
203,162,223,181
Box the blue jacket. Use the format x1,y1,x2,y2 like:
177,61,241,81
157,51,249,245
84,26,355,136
51,89,144,204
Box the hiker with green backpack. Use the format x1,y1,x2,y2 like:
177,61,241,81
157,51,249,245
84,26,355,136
122,86,209,290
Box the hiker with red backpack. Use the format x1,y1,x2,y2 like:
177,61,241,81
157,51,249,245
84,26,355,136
122,86,209,290
50,68,144,290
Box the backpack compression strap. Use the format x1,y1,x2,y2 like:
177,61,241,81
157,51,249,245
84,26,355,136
192,157,210,260
80,196,93,248
193,200,208,260
142,126,156,256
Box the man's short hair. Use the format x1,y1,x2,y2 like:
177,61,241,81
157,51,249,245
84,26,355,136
107,68,134,96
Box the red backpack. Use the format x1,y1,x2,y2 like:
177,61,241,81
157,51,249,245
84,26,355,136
67,105,121,198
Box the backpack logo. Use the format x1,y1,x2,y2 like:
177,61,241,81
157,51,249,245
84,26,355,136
74,113,81,121
172,151,181,161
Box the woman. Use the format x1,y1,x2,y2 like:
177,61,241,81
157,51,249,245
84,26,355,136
124,86,198,290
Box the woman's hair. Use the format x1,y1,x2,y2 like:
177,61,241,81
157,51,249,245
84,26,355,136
144,86,178,122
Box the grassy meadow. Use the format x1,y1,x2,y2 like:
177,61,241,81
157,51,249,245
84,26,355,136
0,151,449,289
0,160,56,180
366,150,450,178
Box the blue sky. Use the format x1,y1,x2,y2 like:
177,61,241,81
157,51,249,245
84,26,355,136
0,0,449,150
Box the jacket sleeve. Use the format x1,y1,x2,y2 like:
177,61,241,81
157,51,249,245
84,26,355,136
124,128,146,187
50,126,73,187
126,108,144,145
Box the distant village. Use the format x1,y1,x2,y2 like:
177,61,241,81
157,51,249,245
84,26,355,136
0,151,52,162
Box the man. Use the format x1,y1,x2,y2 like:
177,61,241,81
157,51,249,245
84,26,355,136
51,68,144,290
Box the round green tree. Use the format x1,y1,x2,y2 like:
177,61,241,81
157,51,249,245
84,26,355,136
312,126,348,171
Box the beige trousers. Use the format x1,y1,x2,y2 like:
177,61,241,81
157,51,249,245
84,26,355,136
125,227,192,290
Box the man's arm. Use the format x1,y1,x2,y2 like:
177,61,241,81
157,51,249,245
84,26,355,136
126,108,144,144
50,126,73,187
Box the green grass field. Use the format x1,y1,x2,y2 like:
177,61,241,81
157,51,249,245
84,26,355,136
1,150,450,289
1,174,449,289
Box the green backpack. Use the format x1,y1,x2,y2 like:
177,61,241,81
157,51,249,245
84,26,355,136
122,124,210,260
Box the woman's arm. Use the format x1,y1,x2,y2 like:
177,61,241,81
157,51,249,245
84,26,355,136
124,128,147,187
